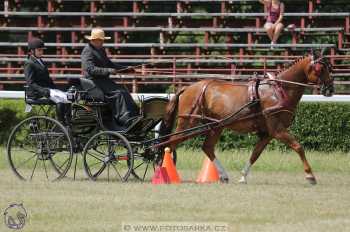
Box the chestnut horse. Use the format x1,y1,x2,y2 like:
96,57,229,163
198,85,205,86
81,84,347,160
163,51,333,184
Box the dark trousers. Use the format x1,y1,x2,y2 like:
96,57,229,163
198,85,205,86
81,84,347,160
56,103,71,126
106,89,139,125
92,78,139,125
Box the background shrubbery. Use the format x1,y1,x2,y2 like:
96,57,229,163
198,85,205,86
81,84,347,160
181,102,350,152
1,100,350,152
0,100,29,144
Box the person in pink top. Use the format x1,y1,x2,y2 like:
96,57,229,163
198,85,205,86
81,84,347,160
259,0,285,49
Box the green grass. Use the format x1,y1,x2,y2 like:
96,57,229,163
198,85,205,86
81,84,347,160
1,147,350,232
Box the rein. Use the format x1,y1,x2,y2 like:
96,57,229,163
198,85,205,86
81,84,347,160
119,54,327,94
267,78,318,88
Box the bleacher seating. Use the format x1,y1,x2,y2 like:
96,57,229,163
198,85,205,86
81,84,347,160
0,0,350,93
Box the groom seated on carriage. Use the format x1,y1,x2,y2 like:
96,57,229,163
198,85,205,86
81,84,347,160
81,28,142,130
24,37,71,125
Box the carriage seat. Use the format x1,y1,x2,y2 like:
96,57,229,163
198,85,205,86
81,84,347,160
24,86,55,105
25,98,54,105
68,78,105,102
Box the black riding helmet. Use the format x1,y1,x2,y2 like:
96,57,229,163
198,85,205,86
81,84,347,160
28,38,45,50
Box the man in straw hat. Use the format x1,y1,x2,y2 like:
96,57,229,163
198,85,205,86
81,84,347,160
81,28,140,128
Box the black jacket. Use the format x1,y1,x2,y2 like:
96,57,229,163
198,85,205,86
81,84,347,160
81,43,125,93
24,55,56,99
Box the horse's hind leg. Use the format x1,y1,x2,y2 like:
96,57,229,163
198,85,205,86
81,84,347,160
239,133,272,184
273,130,317,185
202,129,229,183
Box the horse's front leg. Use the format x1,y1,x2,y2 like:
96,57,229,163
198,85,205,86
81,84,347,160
272,130,317,185
239,133,272,184
202,129,229,183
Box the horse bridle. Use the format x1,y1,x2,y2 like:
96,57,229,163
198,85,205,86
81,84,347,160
310,55,334,94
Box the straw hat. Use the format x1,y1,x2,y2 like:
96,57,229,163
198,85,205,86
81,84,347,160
85,28,111,40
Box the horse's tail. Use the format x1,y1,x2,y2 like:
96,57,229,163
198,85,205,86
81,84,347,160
160,87,186,135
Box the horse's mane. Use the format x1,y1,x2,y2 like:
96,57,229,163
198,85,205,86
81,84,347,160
276,55,310,77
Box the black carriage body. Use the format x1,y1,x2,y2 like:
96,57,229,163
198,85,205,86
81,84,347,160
7,79,173,182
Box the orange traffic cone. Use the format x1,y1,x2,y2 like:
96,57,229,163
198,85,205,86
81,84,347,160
151,166,170,184
162,147,181,183
196,157,219,183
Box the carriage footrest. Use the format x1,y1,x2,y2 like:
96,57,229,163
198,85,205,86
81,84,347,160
125,117,154,135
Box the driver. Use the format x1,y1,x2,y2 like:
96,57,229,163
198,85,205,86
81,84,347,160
81,28,141,128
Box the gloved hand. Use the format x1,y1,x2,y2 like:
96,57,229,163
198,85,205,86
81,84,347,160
44,88,50,98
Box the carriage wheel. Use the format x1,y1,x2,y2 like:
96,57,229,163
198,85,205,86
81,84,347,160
130,149,156,181
130,148,177,182
82,131,133,182
130,120,177,182
7,116,73,181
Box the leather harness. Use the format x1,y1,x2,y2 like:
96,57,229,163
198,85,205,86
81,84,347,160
178,77,293,124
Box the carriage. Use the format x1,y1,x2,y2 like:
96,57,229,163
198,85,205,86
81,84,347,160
6,78,175,182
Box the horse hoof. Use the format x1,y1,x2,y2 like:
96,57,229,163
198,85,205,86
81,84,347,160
220,177,229,183
238,176,247,184
306,176,317,185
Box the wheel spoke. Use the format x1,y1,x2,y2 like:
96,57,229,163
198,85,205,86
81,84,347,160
11,147,36,154
133,161,145,170
107,164,110,182
98,140,107,154
49,134,65,146
30,157,39,180
42,159,49,180
50,150,70,158
87,151,105,162
142,162,150,181
15,154,37,169
110,162,123,180
88,160,104,168
49,124,58,132
93,163,106,178
93,148,108,159
57,157,70,172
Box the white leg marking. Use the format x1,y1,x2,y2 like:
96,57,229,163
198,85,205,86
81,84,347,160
238,162,252,184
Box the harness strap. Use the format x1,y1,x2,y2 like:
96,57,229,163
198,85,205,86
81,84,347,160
267,78,317,88
261,80,295,116
178,114,221,123
248,81,256,102
247,78,261,102
186,80,215,118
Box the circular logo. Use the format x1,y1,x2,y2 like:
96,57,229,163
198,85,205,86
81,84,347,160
3,203,27,230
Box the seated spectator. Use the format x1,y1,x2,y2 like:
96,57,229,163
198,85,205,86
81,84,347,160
259,0,285,49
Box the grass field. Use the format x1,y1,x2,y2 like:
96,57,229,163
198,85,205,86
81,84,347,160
1,147,350,232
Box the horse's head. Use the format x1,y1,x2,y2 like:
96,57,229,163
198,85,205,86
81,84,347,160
306,49,334,97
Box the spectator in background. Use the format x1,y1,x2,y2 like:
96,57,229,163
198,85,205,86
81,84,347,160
259,0,285,49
